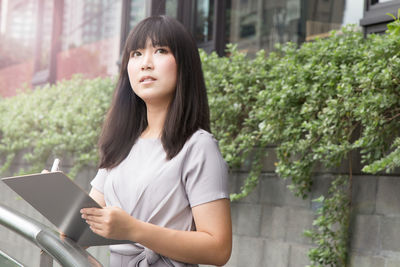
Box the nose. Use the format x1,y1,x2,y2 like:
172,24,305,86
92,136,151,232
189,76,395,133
141,51,154,70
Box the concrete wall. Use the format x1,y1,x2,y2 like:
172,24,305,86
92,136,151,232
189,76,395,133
1,152,400,267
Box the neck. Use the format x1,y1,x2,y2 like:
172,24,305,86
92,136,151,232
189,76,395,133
141,102,169,139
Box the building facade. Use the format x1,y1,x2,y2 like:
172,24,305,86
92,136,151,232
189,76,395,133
361,0,400,34
0,0,398,97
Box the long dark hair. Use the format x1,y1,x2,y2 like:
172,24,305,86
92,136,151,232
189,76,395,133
98,16,210,169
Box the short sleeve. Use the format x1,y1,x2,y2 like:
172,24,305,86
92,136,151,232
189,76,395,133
183,132,229,207
90,168,108,194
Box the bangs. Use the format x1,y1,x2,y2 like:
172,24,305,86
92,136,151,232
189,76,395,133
125,17,177,53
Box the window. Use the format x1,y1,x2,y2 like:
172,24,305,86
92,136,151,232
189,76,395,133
194,0,214,43
227,0,302,54
129,0,146,30
225,0,364,55
32,0,57,86
35,0,53,71
57,0,122,80
305,0,364,41
373,0,395,4
361,0,400,34
169,0,226,55
166,0,178,18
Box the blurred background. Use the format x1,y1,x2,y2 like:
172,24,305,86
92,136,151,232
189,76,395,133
1,0,391,98
1,1,400,267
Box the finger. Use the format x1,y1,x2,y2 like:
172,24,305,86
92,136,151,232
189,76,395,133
87,222,104,235
81,211,104,222
81,208,102,216
84,215,104,224
41,169,49,173
88,224,99,234
86,220,103,229
90,226,105,238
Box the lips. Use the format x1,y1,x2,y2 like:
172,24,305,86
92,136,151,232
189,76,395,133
139,76,157,83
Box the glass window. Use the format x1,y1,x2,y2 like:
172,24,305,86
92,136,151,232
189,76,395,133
227,0,301,55
165,0,215,47
227,0,364,56
129,0,146,30
37,0,53,71
59,0,123,79
166,0,178,18
305,0,364,41
342,0,364,26
375,0,395,3
0,0,36,97
0,0,35,68
194,0,214,43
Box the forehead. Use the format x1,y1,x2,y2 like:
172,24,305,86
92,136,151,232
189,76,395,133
126,19,176,53
142,38,163,48
130,39,170,53
129,31,167,49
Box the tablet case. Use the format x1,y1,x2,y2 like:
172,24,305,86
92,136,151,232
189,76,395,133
1,171,132,246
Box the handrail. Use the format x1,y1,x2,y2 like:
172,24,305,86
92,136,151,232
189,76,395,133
0,249,24,266
0,204,103,267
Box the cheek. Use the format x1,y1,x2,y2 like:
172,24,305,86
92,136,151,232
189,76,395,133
160,57,177,83
127,60,139,85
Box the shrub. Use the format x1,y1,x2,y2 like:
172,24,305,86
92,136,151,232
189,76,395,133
201,22,400,266
0,75,114,176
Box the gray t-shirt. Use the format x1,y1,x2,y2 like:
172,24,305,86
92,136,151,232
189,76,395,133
90,129,229,266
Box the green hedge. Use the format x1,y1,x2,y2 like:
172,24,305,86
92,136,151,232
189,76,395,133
201,21,399,266
1,19,399,266
202,25,400,200
0,76,115,176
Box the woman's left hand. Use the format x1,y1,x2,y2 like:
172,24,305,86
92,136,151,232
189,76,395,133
80,207,135,240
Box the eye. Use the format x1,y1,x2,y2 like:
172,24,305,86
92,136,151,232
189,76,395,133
130,51,141,58
155,48,168,54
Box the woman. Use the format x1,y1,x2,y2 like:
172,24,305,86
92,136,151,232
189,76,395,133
80,16,232,267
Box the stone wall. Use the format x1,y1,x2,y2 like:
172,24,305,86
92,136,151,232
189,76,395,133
1,152,400,267
226,149,400,267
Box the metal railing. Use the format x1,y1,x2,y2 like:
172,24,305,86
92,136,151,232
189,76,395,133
0,204,103,267
0,249,24,266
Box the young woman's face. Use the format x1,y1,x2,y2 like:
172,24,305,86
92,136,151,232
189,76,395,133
127,39,177,107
